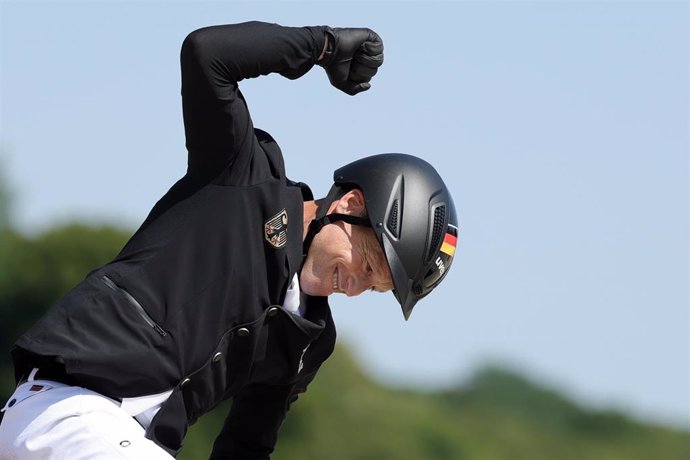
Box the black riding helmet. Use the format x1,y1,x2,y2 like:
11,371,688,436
304,154,458,320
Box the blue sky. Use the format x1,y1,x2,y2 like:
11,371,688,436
1,1,688,428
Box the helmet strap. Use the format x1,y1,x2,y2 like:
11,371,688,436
302,185,371,258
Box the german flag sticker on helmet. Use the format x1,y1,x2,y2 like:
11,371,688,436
440,226,457,257
423,224,458,289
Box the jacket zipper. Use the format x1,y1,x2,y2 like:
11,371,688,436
102,275,167,337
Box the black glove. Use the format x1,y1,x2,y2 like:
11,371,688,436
318,27,384,96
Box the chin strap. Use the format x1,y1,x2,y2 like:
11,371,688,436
302,186,371,258
302,213,371,257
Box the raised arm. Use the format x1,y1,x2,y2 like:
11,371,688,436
179,22,383,180
180,22,327,179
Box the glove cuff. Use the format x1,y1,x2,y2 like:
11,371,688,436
318,27,337,68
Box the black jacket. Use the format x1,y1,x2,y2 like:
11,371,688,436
12,22,335,458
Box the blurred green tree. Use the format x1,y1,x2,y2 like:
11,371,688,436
0,222,131,401
0,156,13,288
180,347,690,460
0,224,131,354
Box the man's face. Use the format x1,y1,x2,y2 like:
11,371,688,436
301,190,393,297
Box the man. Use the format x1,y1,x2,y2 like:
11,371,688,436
0,21,458,459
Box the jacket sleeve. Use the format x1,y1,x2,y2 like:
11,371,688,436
208,370,320,460
180,22,327,179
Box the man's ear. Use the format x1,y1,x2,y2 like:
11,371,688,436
334,189,366,216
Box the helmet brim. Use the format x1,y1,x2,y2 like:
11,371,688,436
381,234,417,320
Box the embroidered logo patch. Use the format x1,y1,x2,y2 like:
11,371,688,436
264,209,288,248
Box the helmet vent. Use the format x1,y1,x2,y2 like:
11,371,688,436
387,199,400,237
427,205,446,261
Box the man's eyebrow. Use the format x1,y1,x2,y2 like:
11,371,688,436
372,248,389,276
365,247,393,292
363,238,392,291
364,239,383,269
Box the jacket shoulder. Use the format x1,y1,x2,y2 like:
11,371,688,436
255,128,286,179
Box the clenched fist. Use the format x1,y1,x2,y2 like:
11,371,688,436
318,27,384,96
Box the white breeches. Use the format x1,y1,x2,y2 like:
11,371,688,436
0,380,173,459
